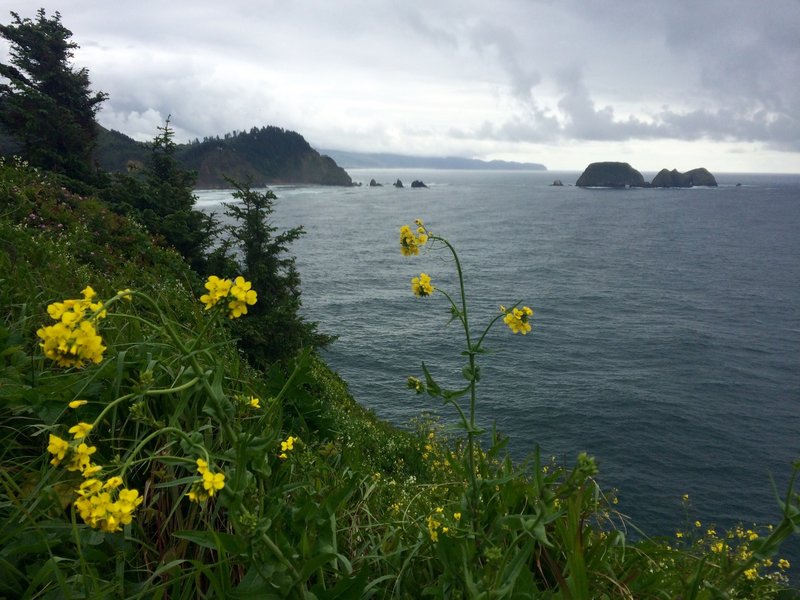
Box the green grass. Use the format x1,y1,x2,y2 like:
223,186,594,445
1,157,798,599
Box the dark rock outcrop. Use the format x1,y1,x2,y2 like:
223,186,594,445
651,168,718,187
369,178,383,187
410,180,427,188
576,162,645,188
393,179,404,188
551,179,564,186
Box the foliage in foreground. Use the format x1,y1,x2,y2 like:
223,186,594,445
1,159,799,598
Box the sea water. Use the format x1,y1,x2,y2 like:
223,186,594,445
196,170,800,551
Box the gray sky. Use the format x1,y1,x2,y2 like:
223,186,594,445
3,1,799,172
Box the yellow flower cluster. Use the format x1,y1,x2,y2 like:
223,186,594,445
279,435,297,460
47,426,142,532
75,477,143,533
200,275,258,319
411,273,434,297
187,458,226,503
399,221,428,256
501,305,534,335
36,286,107,368
425,506,460,542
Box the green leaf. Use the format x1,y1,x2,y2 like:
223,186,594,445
421,363,441,397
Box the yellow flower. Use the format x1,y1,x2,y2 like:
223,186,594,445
82,463,103,477
281,436,296,452
411,273,434,297
453,512,462,521
196,458,209,475
694,520,702,528
407,376,424,394
710,541,726,553
248,396,261,408
67,443,97,473
228,277,258,319
47,434,70,466
503,306,533,335
37,318,106,368
104,476,124,490
400,223,428,256
778,558,790,570
743,567,758,581
68,422,93,439
117,289,133,301
199,275,232,310
68,399,88,409
202,471,225,497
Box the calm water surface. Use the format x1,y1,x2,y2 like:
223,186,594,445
197,170,800,552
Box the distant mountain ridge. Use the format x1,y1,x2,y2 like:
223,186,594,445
319,149,547,171
93,125,353,187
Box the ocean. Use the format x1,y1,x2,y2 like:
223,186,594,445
196,169,800,548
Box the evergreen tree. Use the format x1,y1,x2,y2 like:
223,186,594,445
222,179,332,365
0,9,107,180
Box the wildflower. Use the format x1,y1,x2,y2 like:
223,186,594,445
710,541,726,553
407,376,425,394
743,567,758,581
675,531,684,539
200,275,233,310
228,276,258,319
37,319,106,368
117,289,133,301
411,273,434,297
400,224,427,256
74,476,142,533
68,399,88,409
187,459,224,503
248,396,261,408
694,521,702,528
281,436,296,452
82,463,102,477
426,514,441,542
199,275,257,318
68,422,93,439
67,443,97,473
778,558,790,570
47,434,70,466
104,476,124,490
502,305,534,335
682,494,689,502
202,471,226,497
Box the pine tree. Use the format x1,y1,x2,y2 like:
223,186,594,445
0,9,107,180
222,179,332,365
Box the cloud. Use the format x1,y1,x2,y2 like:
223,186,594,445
2,1,798,168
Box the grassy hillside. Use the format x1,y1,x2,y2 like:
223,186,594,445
1,157,798,598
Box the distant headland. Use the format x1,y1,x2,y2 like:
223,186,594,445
576,162,718,188
319,149,547,171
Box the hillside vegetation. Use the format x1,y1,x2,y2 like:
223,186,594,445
93,125,353,188
2,8,799,598
1,158,799,598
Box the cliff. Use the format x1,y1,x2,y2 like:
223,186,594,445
651,168,718,187
93,125,352,187
576,162,646,188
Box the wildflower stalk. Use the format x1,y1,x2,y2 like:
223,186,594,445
429,233,481,518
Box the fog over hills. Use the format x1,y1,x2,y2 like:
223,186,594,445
320,149,546,171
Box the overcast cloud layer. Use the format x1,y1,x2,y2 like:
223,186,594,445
2,1,799,172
